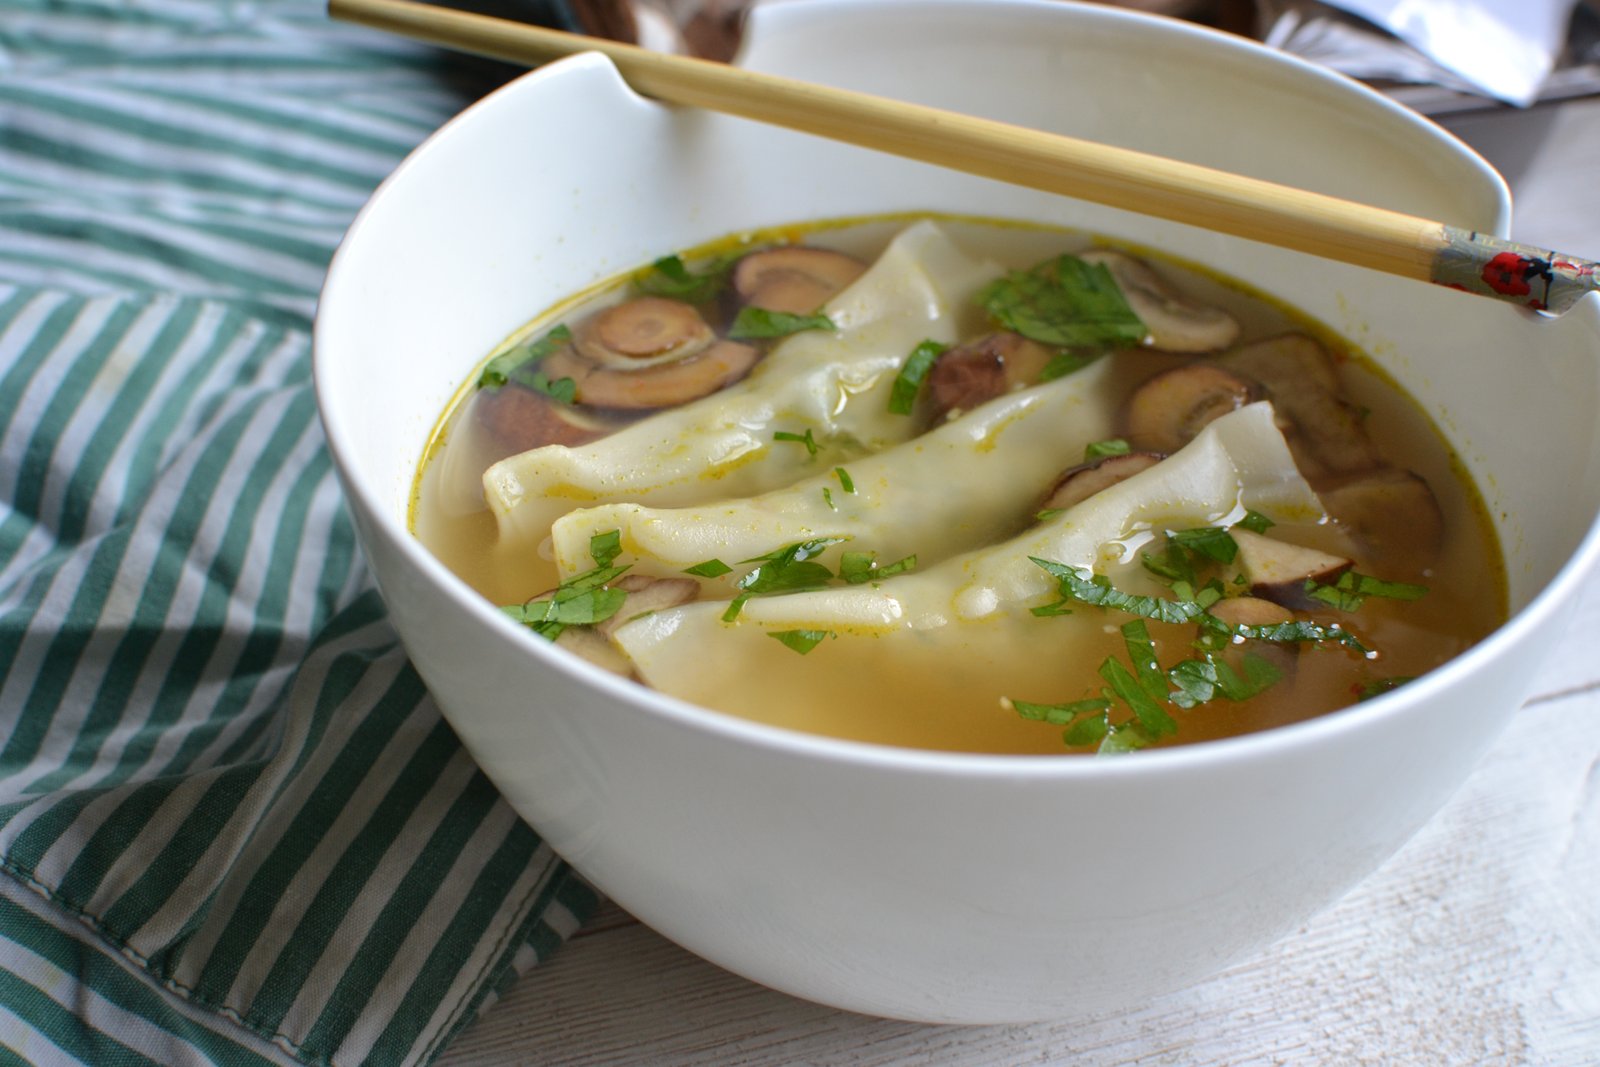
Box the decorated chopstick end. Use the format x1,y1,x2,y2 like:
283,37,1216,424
1433,226,1598,314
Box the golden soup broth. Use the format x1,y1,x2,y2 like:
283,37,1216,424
413,215,1505,754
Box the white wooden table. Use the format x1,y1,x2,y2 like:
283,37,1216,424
440,97,1600,1066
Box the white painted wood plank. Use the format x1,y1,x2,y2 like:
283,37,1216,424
442,687,1600,1066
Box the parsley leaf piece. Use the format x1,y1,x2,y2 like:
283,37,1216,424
729,307,835,340
1120,619,1168,706
1097,719,1155,755
635,253,731,304
1035,507,1066,523
1200,613,1371,654
1084,438,1131,462
975,255,1147,348
1167,658,1220,708
888,340,945,415
1099,656,1178,738
1357,675,1416,701
1212,652,1284,701
735,537,846,597
1237,510,1275,534
721,594,749,622
1030,558,1205,624
1007,697,1112,725
1040,349,1101,382
835,467,856,493
1169,526,1238,564
501,561,632,642
822,487,836,510
1064,712,1111,747
589,529,622,568
768,628,832,655
875,554,917,579
838,551,875,584
773,428,819,456
1141,541,1197,587
1305,571,1430,612
478,324,573,391
684,559,732,578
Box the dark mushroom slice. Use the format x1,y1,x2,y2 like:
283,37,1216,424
543,339,760,411
733,246,867,314
1121,361,1262,454
1041,451,1164,513
1079,249,1240,353
474,384,612,455
925,332,1056,422
597,575,699,636
575,296,716,363
1218,334,1382,477
1231,528,1351,609
1316,466,1444,576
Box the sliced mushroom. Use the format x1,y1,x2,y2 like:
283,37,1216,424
1232,528,1351,608
1218,334,1381,477
1122,361,1261,453
554,626,634,676
1207,595,1296,629
925,332,1056,422
597,575,699,636
1041,451,1163,513
1079,249,1240,353
575,296,716,366
543,338,760,410
1316,466,1444,575
733,246,867,314
474,384,612,455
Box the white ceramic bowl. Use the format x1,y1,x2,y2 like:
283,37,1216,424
315,0,1600,1023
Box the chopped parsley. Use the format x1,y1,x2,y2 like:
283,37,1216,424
1304,571,1429,612
1029,558,1206,624
834,467,855,493
478,324,573,392
683,558,732,578
839,550,915,584
773,428,819,456
635,253,731,304
975,254,1147,349
1084,438,1131,462
735,537,845,597
822,487,835,510
1237,510,1276,534
1039,349,1101,382
888,340,945,415
729,307,835,340
768,628,833,655
1357,676,1416,701
1168,525,1238,564
501,530,630,641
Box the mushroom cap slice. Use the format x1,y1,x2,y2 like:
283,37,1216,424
1080,249,1240,353
1207,595,1297,628
1317,466,1443,575
1122,361,1262,454
1218,333,1381,477
733,246,867,314
575,296,716,366
543,339,760,410
474,384,612,454
926,331,1055,422
1042,451,1164,513
1232,527,1351,608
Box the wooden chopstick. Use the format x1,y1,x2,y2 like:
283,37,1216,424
328,0,1598,314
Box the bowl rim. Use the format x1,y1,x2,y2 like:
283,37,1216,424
314,2,1593,783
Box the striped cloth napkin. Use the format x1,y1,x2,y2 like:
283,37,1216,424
0,2,598,1063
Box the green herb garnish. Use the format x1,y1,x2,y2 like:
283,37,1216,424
684,559,732,578
735,537,846,597
635,253,731,304
478,324,572,391
1099,656,1178,739
888,340,945,415
729,307,835,340
1357,676,1416,701
1237,510,1276,534
834,467,855,493
500,530,630,640
976,255,1147,348
1084,438,1131,462
1040,350,1101,381
822,487,835,510
1007,697,1113,725
1030,558,1207,624
589,529,622,568
773,428,819,456
1305,571,1429,612
767,629,833,655
1168,526,1239,564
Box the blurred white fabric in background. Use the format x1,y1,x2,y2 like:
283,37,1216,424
1266,0,1582,105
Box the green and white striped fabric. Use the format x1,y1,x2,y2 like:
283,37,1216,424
0,2,599,1063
